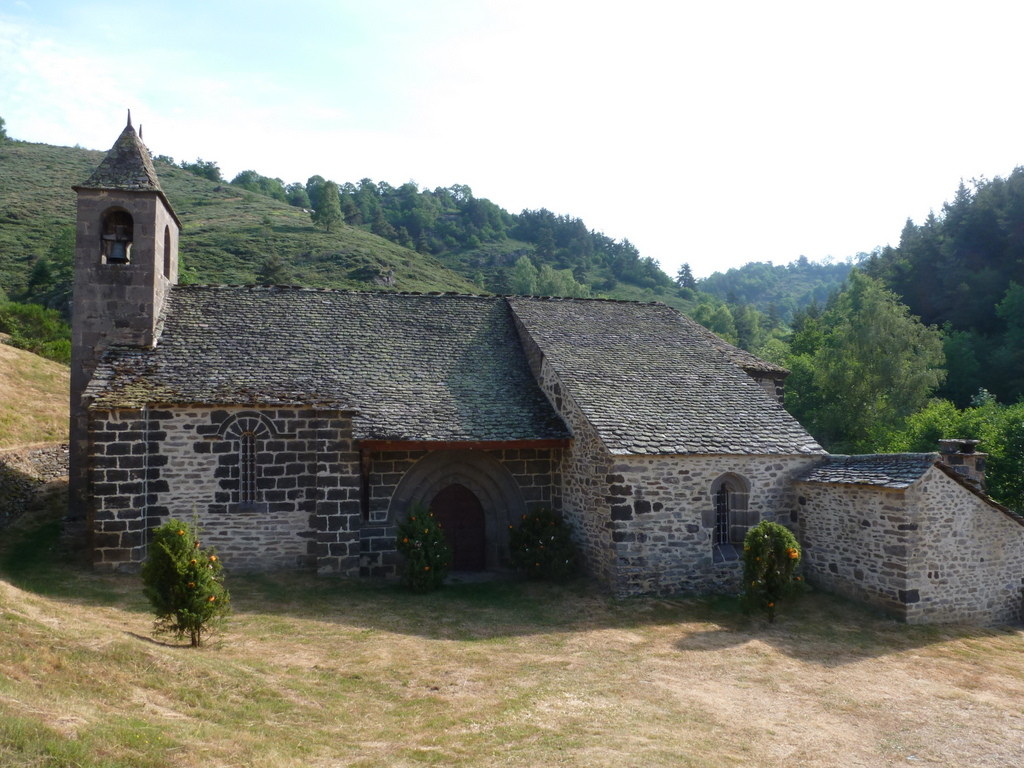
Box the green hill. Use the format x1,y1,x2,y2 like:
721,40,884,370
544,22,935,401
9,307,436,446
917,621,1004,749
0,140,479,299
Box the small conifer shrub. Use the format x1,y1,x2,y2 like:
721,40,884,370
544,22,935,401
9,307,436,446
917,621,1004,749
141,518,230,647
508,508,577,581
395,505,451,592
742,520,802,622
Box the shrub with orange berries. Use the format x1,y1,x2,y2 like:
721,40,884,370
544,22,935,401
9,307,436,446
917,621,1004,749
742,521,802,623
508,508,578,581
141,518,230,646
395,504,450,593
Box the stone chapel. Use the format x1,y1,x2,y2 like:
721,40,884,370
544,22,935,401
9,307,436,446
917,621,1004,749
70,117,1024,624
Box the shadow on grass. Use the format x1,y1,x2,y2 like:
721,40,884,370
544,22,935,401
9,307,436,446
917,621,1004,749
2,487,1017,664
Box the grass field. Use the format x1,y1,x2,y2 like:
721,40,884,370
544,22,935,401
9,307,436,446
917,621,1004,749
0,337,69,447
1,496,1022,768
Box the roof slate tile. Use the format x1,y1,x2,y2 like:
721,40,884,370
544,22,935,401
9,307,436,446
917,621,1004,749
507,297,824,456
796,454,939,488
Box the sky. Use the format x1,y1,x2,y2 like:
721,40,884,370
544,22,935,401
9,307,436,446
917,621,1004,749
2,0,1023,280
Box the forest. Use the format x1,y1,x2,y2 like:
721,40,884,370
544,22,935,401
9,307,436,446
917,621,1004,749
1,120,1022,513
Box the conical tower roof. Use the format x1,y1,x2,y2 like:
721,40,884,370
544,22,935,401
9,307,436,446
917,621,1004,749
78,111,163,191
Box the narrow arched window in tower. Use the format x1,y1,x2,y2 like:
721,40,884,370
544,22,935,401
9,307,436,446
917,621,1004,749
163,225,172,278
101,210,134,264
239,431,257,504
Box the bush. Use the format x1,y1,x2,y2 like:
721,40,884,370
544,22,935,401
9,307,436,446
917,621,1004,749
742,521,802,622
0,301,71,364
395,505,450,592
508,508,577,581
141,519,230,646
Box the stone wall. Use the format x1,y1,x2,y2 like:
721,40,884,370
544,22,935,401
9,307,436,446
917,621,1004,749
514,316,817,596
796,467,1024,624
88,406,360,574
598,453,817,596
71,189,178,519
795,482,914,615
908,469,1024,624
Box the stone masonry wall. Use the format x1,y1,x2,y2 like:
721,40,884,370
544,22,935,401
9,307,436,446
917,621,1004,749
795,482,914,617
602,453,817,596
514,317,817,595
359,447,560,577
88,407,360,574
907,469,1024,624
797,468,1024,624
71,190,178,520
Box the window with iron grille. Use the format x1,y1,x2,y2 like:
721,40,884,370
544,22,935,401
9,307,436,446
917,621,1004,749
710,473,753,560
240,430,257,504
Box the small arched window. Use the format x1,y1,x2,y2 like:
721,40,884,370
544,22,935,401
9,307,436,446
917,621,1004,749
101,209,133,264
710,473,753,561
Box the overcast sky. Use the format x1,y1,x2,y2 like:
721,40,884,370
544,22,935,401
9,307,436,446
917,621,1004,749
2,0,1022,279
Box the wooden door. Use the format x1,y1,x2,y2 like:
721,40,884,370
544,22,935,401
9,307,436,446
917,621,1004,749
429,484,486,571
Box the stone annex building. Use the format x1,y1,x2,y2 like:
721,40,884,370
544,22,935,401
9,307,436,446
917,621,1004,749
69,118,1024,625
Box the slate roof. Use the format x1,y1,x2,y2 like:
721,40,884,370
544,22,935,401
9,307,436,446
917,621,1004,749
76,115,163,192
88,287,569,443
796,454,939,488
507,297,825,456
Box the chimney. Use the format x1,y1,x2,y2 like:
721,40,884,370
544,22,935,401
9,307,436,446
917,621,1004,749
937,439,986,491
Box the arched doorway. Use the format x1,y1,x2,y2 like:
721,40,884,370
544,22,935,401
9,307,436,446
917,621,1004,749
430,484,486,571
388,450,528,571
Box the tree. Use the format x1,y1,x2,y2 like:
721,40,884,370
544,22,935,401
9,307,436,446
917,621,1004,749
179,158,222,182
305,175,326,210
256,252,290,285
790,271,946,452
285,182,310,209
675,263,696,289
312,181,342,233
509,255,539,295
0,115,8,142
370,208,398,241
140,519,230,647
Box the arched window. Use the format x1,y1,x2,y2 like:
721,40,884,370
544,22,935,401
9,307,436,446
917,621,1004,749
239,431,257,504
218,412,276,510
710,473,752,561
101,209,133,264
163,225,172,278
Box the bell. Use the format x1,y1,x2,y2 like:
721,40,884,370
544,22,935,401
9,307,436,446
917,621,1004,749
108,240,128,263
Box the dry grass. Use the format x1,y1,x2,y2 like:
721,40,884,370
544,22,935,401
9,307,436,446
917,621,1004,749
0,337,69,448
1,515,1022,768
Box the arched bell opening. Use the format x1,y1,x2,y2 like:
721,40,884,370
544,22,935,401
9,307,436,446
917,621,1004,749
101,209,134,264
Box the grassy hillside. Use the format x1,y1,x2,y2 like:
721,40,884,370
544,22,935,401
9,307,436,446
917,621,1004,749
0,337,68,447
1,504,1023,768
0,140,478,297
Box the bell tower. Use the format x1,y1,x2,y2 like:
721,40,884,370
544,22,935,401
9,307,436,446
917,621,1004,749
69,112,181,514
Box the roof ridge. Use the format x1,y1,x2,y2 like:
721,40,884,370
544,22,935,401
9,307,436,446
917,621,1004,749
826,452,939,462
171,284,499,298
170,285,673,306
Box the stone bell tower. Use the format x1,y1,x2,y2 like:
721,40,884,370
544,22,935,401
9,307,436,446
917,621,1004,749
69,112,181,515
